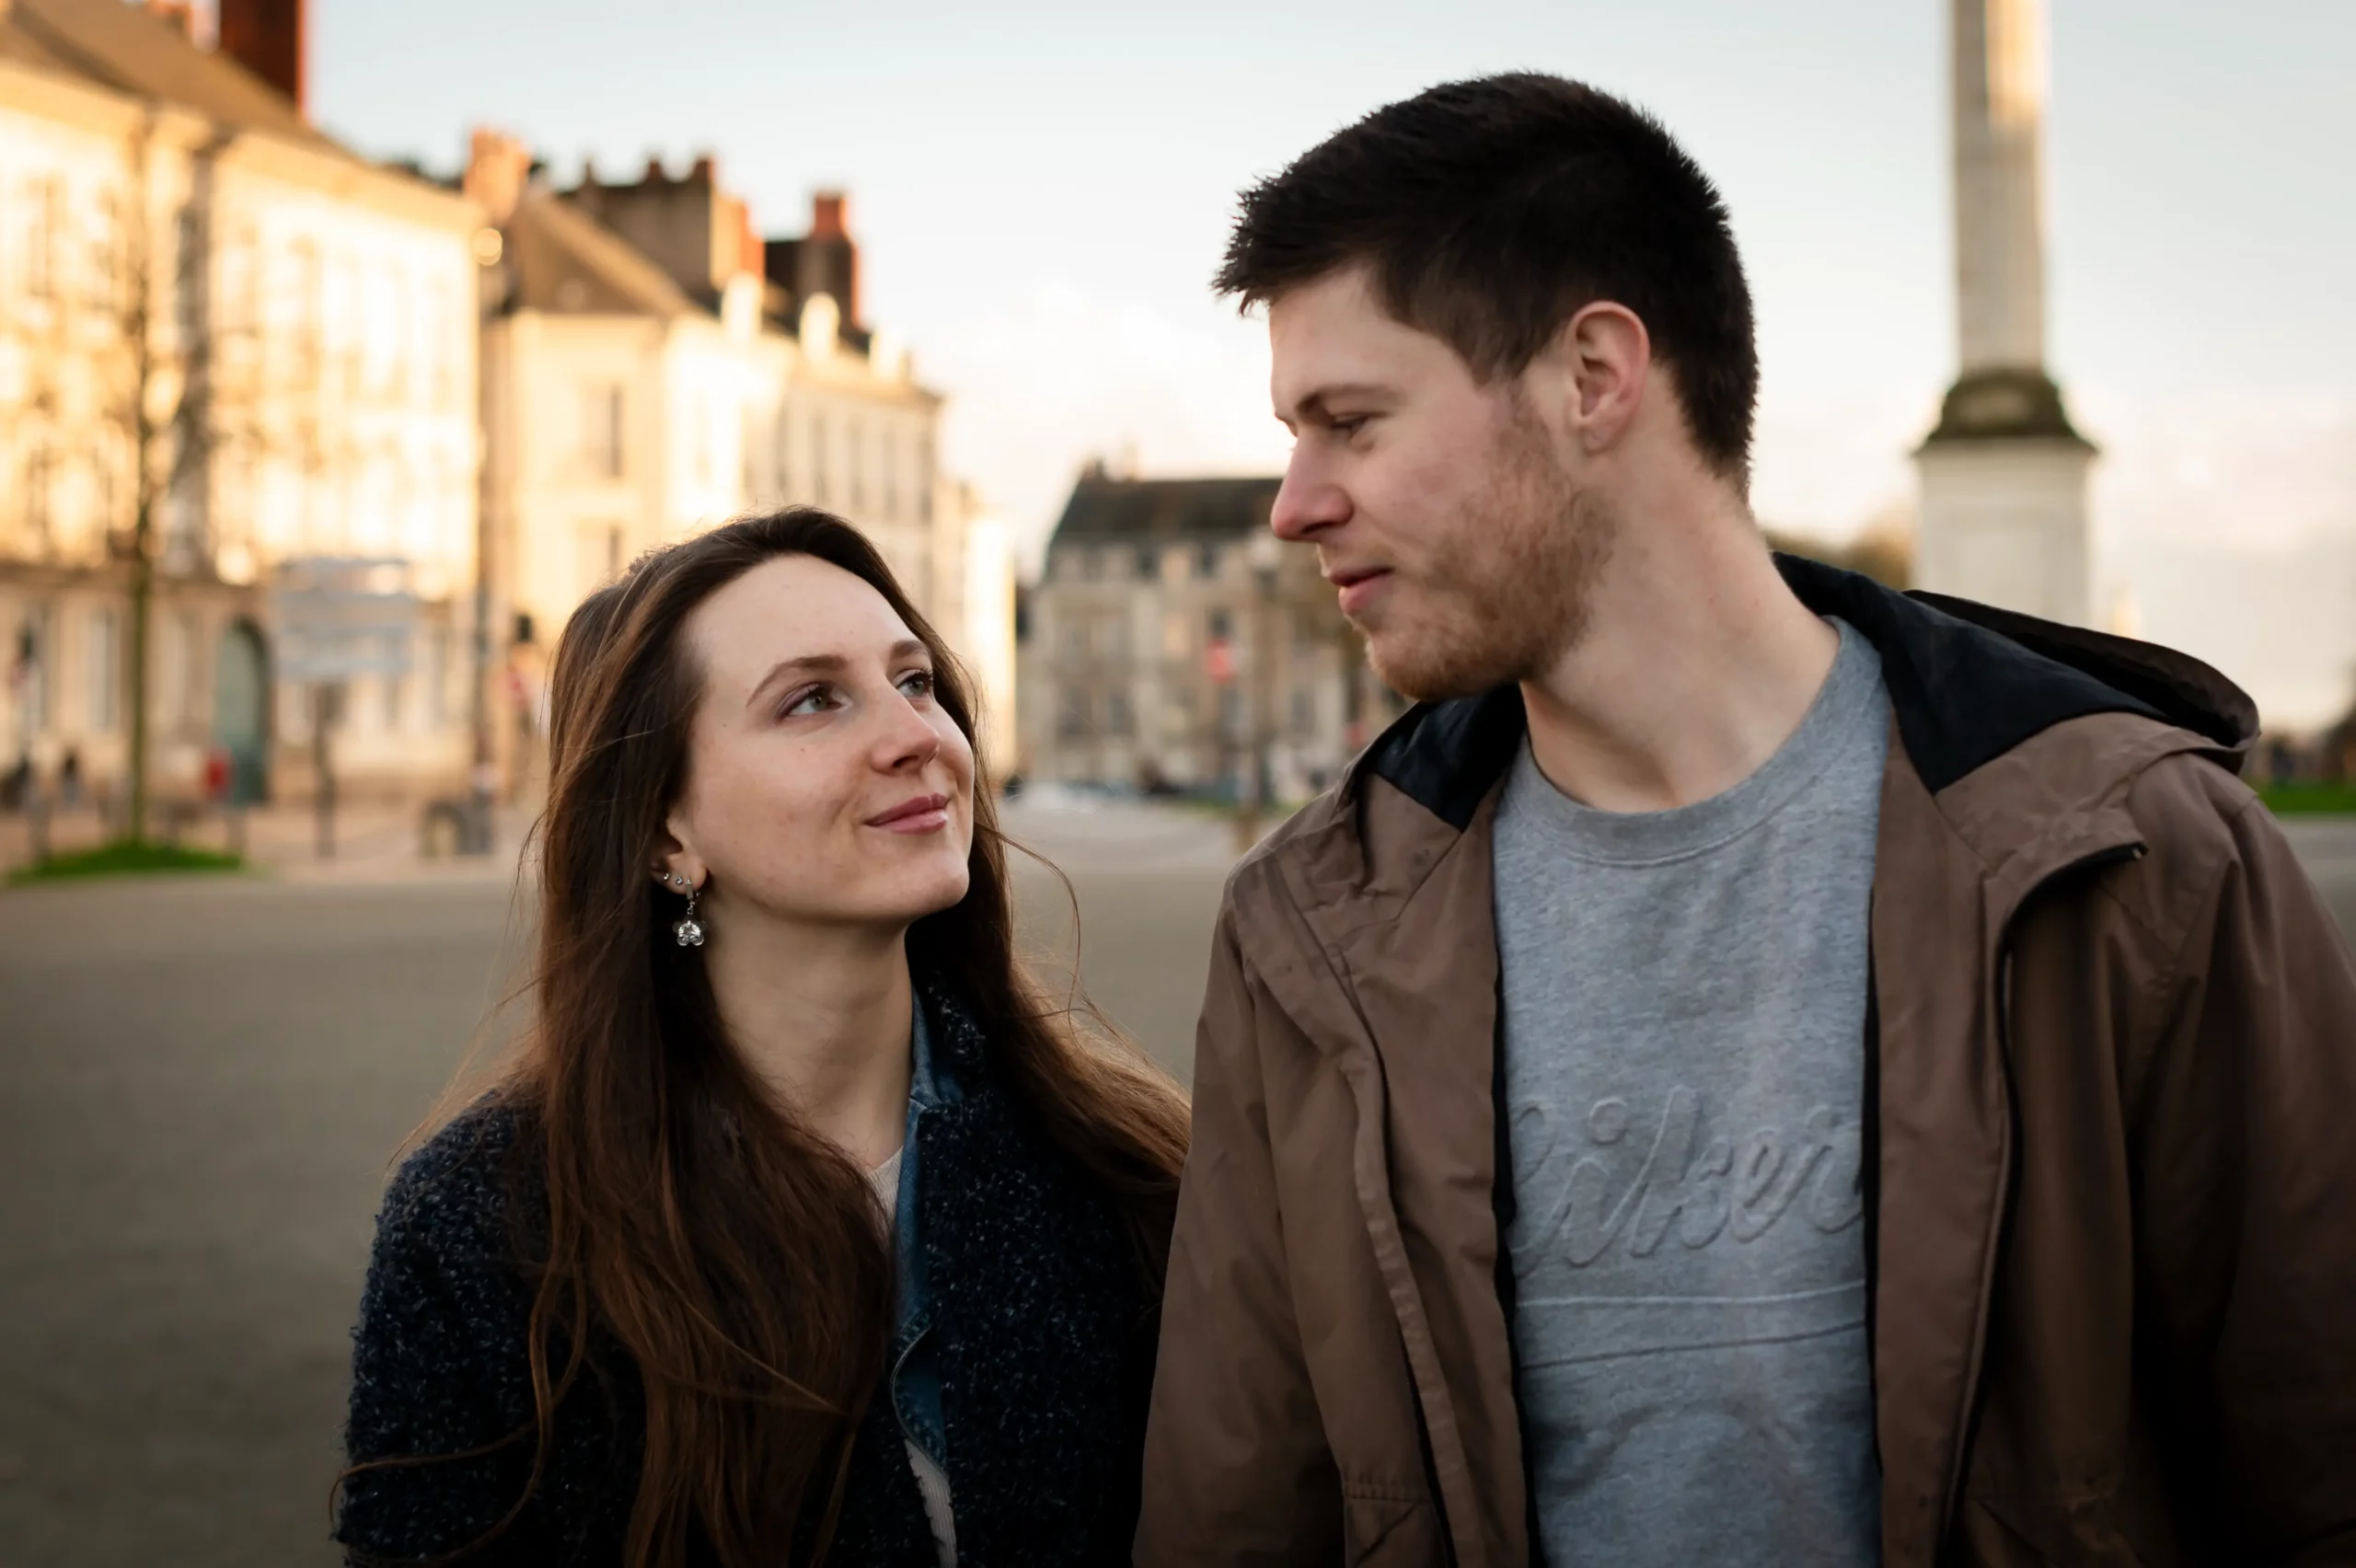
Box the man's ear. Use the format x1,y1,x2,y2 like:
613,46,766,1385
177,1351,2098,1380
1544,301,1651,456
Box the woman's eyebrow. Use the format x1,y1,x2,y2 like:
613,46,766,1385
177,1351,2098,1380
745,640,928,709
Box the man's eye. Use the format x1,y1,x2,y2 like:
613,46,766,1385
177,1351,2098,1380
1333,417,1369,437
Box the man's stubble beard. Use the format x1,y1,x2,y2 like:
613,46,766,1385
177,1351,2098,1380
1364,405,1617,702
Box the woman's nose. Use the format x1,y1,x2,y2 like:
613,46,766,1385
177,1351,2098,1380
876,691,941,771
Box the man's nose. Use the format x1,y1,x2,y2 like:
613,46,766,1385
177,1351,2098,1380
1270,454,1348,542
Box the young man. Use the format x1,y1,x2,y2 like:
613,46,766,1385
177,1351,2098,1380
1138,75,2356,1568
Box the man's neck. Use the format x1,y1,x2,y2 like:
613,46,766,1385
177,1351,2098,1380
1519,502,1840,814
701,916,917,1168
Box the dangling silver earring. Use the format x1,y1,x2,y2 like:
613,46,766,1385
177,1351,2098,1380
673,878,705,948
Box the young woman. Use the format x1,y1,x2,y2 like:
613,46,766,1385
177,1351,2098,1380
335,510,1189,1567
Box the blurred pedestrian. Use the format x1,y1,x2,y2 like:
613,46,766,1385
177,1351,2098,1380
1141,74,2356,1568
337,509,1187,1566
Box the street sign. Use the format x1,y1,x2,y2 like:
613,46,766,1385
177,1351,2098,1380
269,557,421,682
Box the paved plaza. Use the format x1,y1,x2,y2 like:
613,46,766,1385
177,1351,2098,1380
0,803,2350,1566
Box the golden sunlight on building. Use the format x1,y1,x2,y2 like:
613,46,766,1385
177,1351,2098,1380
0,0,480,817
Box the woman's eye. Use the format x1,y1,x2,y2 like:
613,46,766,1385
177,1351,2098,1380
781,686,837,718
898,670,936,701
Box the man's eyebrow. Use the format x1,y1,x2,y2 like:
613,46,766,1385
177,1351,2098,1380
1281,385,1392,425
745,640,930,709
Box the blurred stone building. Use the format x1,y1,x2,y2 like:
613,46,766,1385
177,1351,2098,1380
0,0,481,813
463,136,1009,788
1020,467,1402,797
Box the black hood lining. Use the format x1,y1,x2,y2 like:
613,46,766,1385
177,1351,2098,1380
1364,557,2247,831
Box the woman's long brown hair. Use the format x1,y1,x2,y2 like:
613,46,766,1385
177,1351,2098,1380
367,509,1188,1566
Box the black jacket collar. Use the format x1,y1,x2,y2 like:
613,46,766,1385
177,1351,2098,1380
1361,555,2258,831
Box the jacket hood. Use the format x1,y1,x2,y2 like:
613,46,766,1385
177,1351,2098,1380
1349,555,2258,835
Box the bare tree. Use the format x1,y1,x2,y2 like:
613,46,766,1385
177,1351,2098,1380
102,117,251,843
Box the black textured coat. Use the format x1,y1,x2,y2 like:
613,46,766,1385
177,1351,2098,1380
335,994,1161,1566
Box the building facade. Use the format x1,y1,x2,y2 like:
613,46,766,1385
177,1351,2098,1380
1020,469,1402,798
0,0,481,814
465,137,998,788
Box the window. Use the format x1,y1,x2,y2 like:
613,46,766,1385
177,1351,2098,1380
848,418,865,510
23,439,52,548
811,413,829,503
381,668,408,733
87,605,120,732
1106,690,1131,736
91,447,116,545
881,428,898,519
423,627,451,731
1195,541,1220,580
577,522,625,598
1057,687,1090,740
26,179,60,302
917,435,935,524
19,604,55,733
87,189,119,312
432,282,458,409
1207,608,1232,642
290,239,323,386
174,205,203,343
581,383,625,478
1080,549,1103,582
156,612,185,727
1291,688,1314,737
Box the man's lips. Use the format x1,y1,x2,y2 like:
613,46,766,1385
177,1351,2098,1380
866,792,952,832
1325,567,1392,617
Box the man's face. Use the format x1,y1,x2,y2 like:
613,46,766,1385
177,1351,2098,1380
1266,267,1613,701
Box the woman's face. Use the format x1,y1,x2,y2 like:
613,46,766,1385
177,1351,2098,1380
659,553,975,936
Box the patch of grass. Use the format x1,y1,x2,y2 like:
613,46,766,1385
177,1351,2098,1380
8,838,248,885
2258,781,2356,816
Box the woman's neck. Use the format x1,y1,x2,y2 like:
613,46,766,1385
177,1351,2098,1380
700,917,916,1170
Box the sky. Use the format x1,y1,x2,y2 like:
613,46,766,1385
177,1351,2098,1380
306,0,2356,727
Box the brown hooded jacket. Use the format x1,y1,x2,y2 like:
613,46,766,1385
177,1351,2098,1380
1138,559,2356,1567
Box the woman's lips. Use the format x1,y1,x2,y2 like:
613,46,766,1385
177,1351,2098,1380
867,792,952,834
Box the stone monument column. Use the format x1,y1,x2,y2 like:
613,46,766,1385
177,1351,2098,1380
1915,0,2095,625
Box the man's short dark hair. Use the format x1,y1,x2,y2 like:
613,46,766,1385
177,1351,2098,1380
1218,74,1758,486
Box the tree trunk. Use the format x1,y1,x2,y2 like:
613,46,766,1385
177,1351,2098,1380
126,514,152,843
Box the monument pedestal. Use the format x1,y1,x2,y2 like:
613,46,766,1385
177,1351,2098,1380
1915,368,2095,626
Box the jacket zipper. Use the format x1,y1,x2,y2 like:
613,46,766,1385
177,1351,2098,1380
1934,837,2145,1558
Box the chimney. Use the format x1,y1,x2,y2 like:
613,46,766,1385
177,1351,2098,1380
218,0,306,116
737,202,762,279
797,190,860,331
463,128,532,225
144,0,196,40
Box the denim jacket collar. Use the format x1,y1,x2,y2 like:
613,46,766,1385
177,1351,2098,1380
887,984,962,1470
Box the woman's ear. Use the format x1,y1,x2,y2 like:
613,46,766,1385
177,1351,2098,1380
653,812,707,892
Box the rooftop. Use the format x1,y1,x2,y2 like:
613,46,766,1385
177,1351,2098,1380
2,0,329,149
1048,472,1283,546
